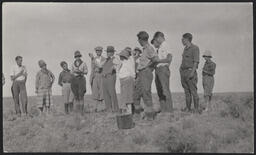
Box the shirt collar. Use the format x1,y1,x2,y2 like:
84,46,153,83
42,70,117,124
96,55,102,59
142,43,150,50
63,69,70,72
185,43,193,50
206,59,212,63
16,64,22,68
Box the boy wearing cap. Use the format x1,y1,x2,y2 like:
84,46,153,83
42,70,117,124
58,61,74,114
202,50,216,112
151,31,173,113
180,33,200,113
102,46,120,113
35,60,55,116
71,50,88,116
10,56,28,117
116,47,136,114
89,46,106,109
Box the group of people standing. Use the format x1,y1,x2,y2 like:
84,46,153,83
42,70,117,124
3,31,216,122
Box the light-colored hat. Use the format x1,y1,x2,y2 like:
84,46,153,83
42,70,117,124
38,60,46,67
203,50,212,58
94,46,103,51
134,47,142,54
118,47,131,59
74,50,82,58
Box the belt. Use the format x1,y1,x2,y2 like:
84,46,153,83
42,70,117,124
75,75,84,78
62,81,71,83
203,74,213,77
180,67,192,71
138,66,153,72
102,73,116,78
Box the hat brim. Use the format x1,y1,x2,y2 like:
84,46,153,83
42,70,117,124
105,50,116,53
203,55,212,58
74,55,82,58
118,54,129,59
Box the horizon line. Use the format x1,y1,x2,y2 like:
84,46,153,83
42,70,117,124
1,91,253,98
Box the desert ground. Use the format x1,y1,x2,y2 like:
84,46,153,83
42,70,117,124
2,92,254,153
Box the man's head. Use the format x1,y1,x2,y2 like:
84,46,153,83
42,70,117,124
106,46,116,58
151,31,165,48
182,33,193,46
15,56,23,66
60,61,68,70
38,60,47,69
203,50,212,61
133,47,142,58
95,46,103,56
74,50,82,60
137,31,149,47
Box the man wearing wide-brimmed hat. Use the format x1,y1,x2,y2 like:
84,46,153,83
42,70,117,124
35,59,55,116
102,46,120,113
71,50,88,116
116,47,136,114
151,31,173,113
89,46,106,110
202,50,216,112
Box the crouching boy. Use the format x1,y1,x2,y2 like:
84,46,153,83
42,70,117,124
117,47,136,114
35,60,55,116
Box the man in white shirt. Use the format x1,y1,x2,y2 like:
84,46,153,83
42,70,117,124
151,32,173,113
10,56,28,117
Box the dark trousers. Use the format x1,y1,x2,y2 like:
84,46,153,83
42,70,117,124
102,74,119,112
133,67,154,113
180,69,199,110
155,66,173,112
71,76,86,100
11,80,28,114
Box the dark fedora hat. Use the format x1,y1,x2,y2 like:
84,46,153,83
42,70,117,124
105,46,116,53
74,50,82,58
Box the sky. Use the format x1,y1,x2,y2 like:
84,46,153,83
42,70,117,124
2,2,253,97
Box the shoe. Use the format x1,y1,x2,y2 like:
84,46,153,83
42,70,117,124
145,111,156,121
181,107,191,112
134,108,144,115
17,113,21,117
192,109,201,114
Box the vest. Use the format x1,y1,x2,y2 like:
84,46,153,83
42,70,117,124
102,57,116,75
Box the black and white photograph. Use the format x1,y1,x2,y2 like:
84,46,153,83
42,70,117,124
2,1,254,153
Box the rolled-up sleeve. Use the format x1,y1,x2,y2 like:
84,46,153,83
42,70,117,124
146,46,157,59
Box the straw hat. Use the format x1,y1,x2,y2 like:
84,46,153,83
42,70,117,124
203,50,212,58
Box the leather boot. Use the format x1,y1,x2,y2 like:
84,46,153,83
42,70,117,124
64,104,69,114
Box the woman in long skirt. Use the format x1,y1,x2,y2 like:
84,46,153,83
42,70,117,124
71,50,88,116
